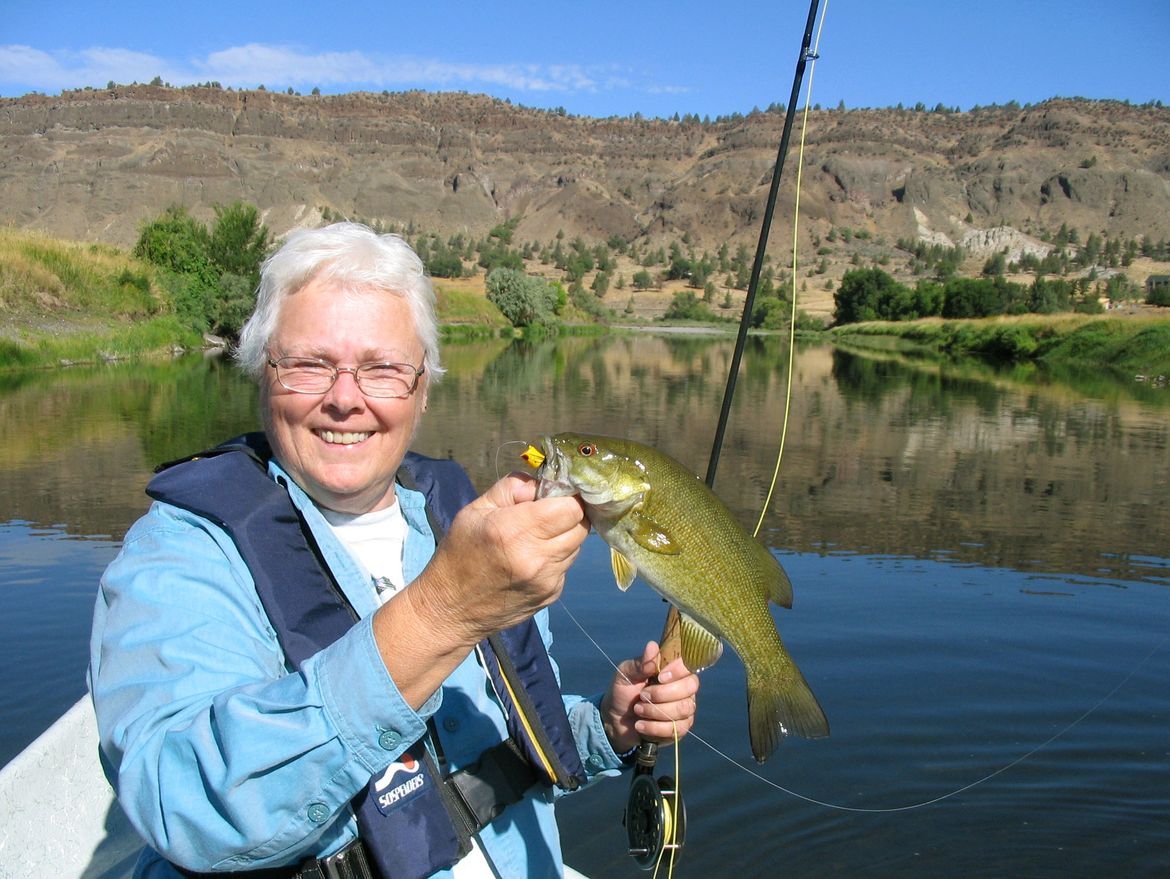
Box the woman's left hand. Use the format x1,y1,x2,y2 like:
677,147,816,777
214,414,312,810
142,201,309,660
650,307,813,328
601,641,700,754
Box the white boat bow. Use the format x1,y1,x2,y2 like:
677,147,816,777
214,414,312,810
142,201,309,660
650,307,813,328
0,698,590,879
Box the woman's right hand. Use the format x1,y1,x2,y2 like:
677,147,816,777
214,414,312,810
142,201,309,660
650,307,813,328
372,473,589,706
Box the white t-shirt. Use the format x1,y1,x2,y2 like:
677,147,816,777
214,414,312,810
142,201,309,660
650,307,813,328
320,502,409,604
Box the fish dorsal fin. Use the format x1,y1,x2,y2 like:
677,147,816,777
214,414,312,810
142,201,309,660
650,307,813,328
679,612,724,672
610,547,637,591
628,511,680,555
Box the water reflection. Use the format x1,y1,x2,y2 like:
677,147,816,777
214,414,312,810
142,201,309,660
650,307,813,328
1,337,1166,584
0,356,261,539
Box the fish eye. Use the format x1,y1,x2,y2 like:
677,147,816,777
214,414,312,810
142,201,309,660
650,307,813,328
577,443,598,457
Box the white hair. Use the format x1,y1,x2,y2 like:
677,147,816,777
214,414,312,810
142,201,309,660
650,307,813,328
235,222,444,382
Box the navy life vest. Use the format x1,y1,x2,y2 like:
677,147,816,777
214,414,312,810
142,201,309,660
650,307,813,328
147,433,586,879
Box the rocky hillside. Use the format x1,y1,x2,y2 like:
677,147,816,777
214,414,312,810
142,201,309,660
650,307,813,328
2,86,1169,270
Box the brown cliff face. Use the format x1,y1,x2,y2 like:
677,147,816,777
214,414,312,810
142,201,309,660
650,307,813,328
2,86,1168,258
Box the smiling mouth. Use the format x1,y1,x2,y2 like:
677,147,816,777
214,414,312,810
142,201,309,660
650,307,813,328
316,430,371,445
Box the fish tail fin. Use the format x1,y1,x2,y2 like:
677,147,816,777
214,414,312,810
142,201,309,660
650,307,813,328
746,667,830,763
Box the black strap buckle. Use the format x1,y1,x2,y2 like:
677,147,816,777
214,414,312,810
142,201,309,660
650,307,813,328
296,838,375,879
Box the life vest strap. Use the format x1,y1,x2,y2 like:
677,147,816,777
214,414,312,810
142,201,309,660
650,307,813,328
446,737,542,832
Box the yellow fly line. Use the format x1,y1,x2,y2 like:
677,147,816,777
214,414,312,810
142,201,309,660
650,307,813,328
752,1,829,540
651,721,683,879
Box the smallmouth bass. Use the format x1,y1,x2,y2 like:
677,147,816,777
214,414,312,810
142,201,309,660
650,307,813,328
530,433,829,762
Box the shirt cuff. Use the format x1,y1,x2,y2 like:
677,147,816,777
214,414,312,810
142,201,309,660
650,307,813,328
311,614,438,776
567,694,629,778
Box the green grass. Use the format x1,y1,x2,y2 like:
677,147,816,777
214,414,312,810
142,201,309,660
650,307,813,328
1,228,163,316
434,282,509,327
1039,318,1170,374
0,317,203,369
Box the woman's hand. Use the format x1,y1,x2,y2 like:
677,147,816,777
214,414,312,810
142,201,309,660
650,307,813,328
601,641,700,754
373,473,589,706
416,472,589,641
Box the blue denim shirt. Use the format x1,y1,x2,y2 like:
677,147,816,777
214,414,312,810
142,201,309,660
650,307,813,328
89,458,625,878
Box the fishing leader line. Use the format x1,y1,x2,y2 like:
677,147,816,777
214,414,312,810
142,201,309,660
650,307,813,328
494,439,533,481
558,596,1170,814
687,628,1170,813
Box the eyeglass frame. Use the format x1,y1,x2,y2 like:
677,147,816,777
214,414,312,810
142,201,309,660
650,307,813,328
266,354,426,399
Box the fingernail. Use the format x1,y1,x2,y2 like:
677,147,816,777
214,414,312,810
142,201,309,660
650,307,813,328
658,670,674,683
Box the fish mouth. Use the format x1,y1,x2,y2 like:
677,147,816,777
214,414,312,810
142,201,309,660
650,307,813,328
535,436,577,499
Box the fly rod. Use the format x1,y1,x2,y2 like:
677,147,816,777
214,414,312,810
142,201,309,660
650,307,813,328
704,0,823,490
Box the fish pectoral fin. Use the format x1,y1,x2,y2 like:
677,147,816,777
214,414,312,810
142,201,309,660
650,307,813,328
628,513,681,555
678,613,724,672
610,548,637,592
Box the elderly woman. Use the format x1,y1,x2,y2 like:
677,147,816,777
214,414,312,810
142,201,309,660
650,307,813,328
88,223,698,879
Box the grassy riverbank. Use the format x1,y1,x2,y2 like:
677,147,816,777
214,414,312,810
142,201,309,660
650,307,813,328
0,227,205,367
831,311,1170,377
4,226,1168,375
1,227,616,368
0,227,514,368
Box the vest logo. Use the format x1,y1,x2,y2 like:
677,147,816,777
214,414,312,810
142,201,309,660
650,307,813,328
372,752,427,815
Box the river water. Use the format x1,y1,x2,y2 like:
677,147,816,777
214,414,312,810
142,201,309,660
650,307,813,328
1,333,1167,877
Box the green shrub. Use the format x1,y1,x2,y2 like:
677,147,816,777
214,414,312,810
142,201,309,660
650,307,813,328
569,284,612,321
662,290,719,322
1147,284,1170,307
133,202,270,338
485,268,559,328
986,326,1039,359
751,296,791,330
426,250,464,278
134,205,215,282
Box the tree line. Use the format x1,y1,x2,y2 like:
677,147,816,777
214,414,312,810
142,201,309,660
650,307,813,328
130,201,1166,336
832,267,1108,324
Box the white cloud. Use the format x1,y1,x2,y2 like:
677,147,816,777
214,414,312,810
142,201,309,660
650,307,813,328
0,42,645,96
200,45,602,93
0,44,185,91
199,44,377,87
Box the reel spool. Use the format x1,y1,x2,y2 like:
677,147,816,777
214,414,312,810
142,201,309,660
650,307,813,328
623,742,686,869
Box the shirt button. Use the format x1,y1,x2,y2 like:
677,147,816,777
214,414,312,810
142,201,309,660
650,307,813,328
307,802,330,824
585,754,605,771
442,717,460,733
378,729,402,750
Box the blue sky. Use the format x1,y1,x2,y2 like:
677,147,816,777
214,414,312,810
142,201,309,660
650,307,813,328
2,0,1166,118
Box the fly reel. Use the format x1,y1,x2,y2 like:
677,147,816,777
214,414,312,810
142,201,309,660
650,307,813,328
623,742,686,869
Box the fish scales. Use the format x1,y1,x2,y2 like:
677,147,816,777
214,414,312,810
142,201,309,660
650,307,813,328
534,432,829,762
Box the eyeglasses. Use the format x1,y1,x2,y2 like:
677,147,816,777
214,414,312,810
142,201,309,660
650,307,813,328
267,355,425,399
